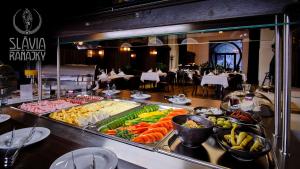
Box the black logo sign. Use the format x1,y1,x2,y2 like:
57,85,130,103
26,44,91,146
13,8,42,35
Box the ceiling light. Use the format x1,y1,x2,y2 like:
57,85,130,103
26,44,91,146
98,50,104,56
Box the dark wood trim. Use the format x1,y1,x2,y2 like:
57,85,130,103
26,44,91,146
55,0,293,39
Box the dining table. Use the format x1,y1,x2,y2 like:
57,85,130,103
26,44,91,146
140,72,167,83
98,74,134,82
201,74,229,88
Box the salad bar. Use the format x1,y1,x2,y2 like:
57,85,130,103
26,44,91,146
3,91,276,169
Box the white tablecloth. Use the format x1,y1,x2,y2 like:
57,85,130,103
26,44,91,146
99,75,134,82
140,72,160,83
201,75,229,88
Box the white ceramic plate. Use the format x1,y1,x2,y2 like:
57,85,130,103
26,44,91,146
102,90,120,95
130,94,151,100
0,127,50,149
0,114,11,123
168,98,191,105
50,147,118,169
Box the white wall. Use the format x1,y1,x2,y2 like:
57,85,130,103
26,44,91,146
258,28,275,85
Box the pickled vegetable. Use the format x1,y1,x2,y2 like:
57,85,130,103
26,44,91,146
231,145,244,150
224,134,231,143
231,125,237,146
250,138,263,152
237,132,247,145
222,130,265,153
240,135,253,148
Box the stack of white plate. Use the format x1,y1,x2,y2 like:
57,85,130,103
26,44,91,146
130,94,151,100
50,147,118,169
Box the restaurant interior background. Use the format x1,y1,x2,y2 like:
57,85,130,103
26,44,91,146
1,0,300,89
0,0,300,169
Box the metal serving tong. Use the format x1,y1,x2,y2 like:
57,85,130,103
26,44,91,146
4,124,37,168
5,126,15,147
92,153,96,169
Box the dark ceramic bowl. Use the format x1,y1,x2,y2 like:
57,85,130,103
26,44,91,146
172,115,213,147
216,130,272,161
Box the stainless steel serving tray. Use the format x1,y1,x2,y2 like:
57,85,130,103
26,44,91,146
86,102,194,151
10,95,107,116
41,101,160,150
39,99,161,148
42,98,141,121
9,97,71,117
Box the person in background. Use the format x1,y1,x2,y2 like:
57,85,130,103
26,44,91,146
269,44,275,85
92,64,102,89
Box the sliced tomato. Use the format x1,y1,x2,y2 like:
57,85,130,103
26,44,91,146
138,132,164,143
141,127,168,135
172,109,188,113
133,132,162,144
132,136,143,143
162,121,173,130
149,121,172,131
145,134,156,143
105,130,117,135
131,127,148,134
150,132,164,141
159,116,173,122
136,122,151,127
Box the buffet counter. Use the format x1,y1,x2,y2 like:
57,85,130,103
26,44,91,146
1,107,213,169
0,91,278,169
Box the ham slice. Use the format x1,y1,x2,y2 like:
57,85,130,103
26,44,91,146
20,100,78,115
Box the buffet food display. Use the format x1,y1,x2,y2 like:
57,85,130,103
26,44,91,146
98,105,188,144
10,92,273,168
219,127,264,152
227,109,258,124
216,126,272,161
19,100,78,116
64,95,104,104
171,115,213,147
49,100,140,126
207,116,237,129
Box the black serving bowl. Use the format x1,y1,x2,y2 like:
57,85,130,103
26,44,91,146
216,130,272,161
172,115,213,148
